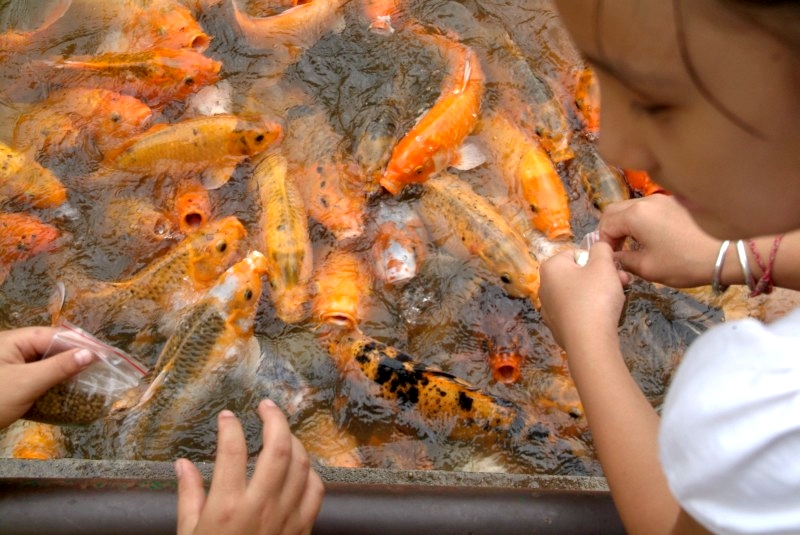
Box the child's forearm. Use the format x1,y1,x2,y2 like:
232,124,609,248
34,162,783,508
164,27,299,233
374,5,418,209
566,332,679,535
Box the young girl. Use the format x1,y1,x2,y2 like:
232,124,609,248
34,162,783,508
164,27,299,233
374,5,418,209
540,1,800,534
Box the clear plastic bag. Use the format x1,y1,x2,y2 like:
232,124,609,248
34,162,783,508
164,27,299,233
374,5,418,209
24,320,148,426
573,230,600,267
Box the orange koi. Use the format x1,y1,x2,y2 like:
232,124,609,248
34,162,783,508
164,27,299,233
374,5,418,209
116,251,269,460
54,216,247,349
34,48,221,109
251,152,313,323
623,169,668,197
574,67,600,136
497,196,574,263
380,31,486,195
13,88,153,163
0,212,60,285
418,174,541,306
104,114,281,188
323,327,525,443
173,182,212,233
370,200,428,285
0,143,67,209
294,409,362,468
361,0,399,34
311,247,371,329
232,0,348,64
477,108,572,240
120,0,211,52
476,303,535,386
0,420,65,460
296,160,366,241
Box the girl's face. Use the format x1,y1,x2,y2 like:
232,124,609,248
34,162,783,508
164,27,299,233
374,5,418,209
554,0,800,239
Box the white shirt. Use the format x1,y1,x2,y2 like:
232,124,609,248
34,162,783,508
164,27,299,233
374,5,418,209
659,307,800,534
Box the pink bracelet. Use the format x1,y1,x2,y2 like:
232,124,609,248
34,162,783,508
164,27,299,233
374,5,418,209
748,235,783,296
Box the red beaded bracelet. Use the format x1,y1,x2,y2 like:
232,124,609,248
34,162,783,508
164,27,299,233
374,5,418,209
748,235,783,297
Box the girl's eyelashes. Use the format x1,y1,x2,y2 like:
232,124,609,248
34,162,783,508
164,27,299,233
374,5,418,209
631,99,674,116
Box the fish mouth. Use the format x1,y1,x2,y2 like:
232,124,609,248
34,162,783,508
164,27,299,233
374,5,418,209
320,311,357,330
489,353,522,384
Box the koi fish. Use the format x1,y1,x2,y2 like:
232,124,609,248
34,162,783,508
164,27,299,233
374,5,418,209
418,174,541,306
118,0,211,52
296,160,366,241
251,152,313,323
53,216,247,351
104,114,282,189
173,182,212,233
0,420,65,460
380,30,486,195
293,409,362,468
323,327,525,443
92,196,180,276
361,0,400,34
13,88,153,164
570,138,630,211
480,35,574,163
115,251,269,460
623,169,668,197
311,247,371,329
0,143,67,210
574,67,600,136
370,200,428,285
0,212,60,286
32,48,222,109
0,0,72,54
476,108,572,240
231,0,348,66
496,196,574,263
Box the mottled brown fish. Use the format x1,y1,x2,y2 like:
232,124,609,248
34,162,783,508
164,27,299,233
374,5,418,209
54,216,247,349
418,174,541,306
0,143,68,210
115,250,269,460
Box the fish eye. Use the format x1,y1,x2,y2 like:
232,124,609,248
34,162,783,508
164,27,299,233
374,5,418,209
529,203,539,215
254,134,265,143
216,241,228,253
500,273,512,284
414,166,423,175
110,112,121,123
184,77,195,86
244,289,253,300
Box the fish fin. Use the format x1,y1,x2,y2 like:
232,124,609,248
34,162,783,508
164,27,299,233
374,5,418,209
47,281,66,324
450,141,486,171
201,164,236,190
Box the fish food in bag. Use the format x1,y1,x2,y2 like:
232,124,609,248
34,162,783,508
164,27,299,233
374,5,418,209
24,320,147,426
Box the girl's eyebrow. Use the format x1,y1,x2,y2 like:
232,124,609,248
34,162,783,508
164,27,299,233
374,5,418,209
584,52,669,87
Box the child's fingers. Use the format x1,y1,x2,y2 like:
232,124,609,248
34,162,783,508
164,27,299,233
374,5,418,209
175,458,206,535
15,348,94,400
207,410,248,497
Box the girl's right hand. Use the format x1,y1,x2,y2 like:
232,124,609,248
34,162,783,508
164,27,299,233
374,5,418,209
598,194,721,288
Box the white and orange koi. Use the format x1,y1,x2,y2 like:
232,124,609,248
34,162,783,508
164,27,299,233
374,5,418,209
380,30,486,195
361,0,399,34
370,200,428,285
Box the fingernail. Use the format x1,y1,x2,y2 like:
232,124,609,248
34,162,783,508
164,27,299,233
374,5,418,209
74,349,93,367
219,409,235,419
262,399,277,408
